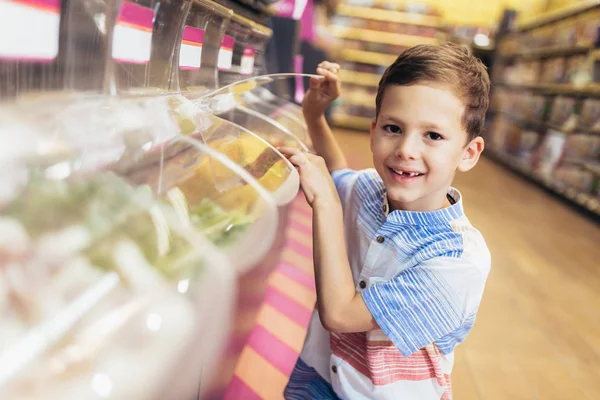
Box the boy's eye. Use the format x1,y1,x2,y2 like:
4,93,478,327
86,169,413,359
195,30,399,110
383,125,401,134
427,132,444,141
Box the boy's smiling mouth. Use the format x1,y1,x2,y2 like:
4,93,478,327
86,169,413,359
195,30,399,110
387,166,425,183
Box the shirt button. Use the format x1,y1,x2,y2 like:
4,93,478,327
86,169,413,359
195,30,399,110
376,235,385,243
382,204,388,213
331,365,338,374
359,280,367,289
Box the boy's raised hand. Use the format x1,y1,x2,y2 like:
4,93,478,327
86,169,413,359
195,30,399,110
302,61,341,119
278,147,340,208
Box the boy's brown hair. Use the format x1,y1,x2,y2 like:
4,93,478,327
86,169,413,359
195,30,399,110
375,42,490,140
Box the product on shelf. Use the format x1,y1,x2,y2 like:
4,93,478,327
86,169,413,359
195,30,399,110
576,9,600,46
519,130,541,155
554,162,596,193
533,129,567,179
562,132,600,162
541,57,566,84
549,96,578,131
580,99,600,130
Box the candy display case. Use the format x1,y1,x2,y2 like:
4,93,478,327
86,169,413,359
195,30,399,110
0,112,237,399
0,0,314,397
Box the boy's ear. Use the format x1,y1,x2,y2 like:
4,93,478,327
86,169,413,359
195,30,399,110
457,136,484,172
370,118,376,142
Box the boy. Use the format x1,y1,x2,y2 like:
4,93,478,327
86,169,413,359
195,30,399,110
279,43,491,399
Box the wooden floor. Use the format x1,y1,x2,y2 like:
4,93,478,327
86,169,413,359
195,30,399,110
334,129,600,399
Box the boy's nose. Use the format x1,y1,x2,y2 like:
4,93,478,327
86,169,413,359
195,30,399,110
394,135,420,160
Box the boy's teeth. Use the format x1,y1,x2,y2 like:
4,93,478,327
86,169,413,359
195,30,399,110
392,168,421,177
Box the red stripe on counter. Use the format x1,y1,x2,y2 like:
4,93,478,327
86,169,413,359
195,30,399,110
263,286,313,327
292,203,312,218
285,238,313,259
225,196,316,399
288,219,312,235
276,262,315,290
246,325,298,376
223,376,262,400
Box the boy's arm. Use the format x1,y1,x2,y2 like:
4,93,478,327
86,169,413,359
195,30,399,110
277,147,377,333
302,62,348,173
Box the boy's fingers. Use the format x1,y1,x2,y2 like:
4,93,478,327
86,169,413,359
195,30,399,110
317,68,339,82
309,76,324,89
318,61,341,71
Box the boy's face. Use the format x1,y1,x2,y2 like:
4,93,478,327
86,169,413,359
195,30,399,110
370,82,484,212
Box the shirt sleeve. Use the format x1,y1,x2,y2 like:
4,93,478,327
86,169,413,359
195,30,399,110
330,169,358,204
361,256,485,357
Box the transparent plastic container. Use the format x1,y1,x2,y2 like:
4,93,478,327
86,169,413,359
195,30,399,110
117,130,280,273
112,0,192,94
198,74,317,150
217,14,271,87
178,0,233,96
143,93,300,206
0,0,65,99
0,146,236,399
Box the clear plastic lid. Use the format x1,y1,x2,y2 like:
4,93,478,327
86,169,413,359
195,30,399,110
0,157,235,399
116,133,279,273
149,93,300,206
198,73,316,150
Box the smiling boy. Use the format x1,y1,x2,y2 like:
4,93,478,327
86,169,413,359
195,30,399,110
279,43,491,399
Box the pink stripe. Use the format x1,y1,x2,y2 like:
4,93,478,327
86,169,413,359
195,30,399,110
288,219,312,235
183,25,204,43
226,332,250,356
118,2,154,29
243,46,256,56
223,376,262,400
179,66,200,70
221,35,235,48
114,58,148,65
276,262,315,289
293,204,312,218
285,238,313,259
246,325,299,376
264,286,313,327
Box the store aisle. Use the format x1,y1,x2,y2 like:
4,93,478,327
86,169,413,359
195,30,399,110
228,129,600,399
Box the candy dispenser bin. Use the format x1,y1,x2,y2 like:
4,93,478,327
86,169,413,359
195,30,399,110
179,0,233,95
0,110,237,399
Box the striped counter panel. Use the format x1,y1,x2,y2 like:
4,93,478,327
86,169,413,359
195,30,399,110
223,194,316,400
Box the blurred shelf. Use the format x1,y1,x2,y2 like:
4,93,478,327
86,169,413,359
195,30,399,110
336,4,441,28
517,0,600,31
502,44,592,60
331,113,372,130
485,147,600,220
339,70,380,87
341,95,375,108
331,26,437,47
340,49,398,66
495,82,600,97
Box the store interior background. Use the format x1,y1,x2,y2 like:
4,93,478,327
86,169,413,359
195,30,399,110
1,0,600,399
